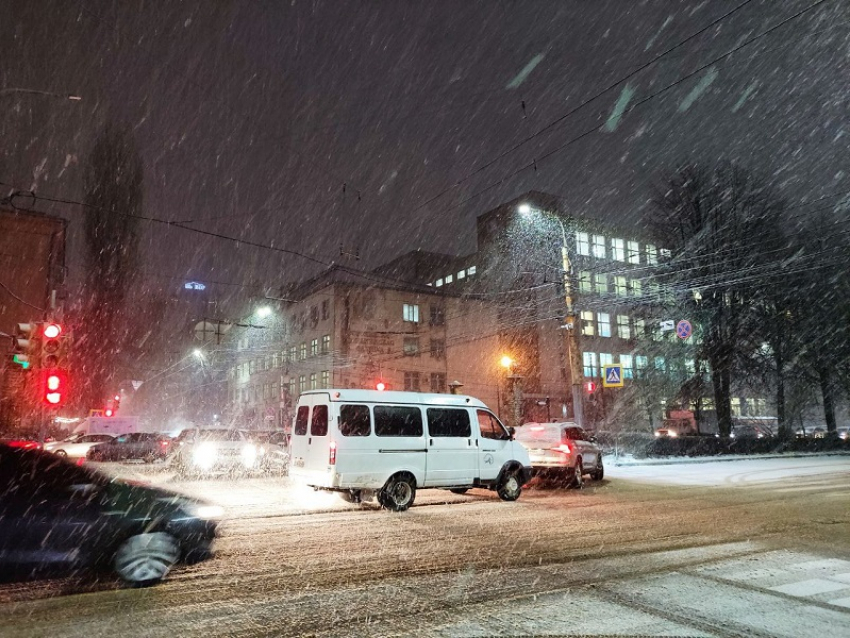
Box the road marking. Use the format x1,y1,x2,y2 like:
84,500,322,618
829,596,850,609
769,578,850,597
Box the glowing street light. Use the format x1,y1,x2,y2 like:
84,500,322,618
256,306,272,319
500,355,514,369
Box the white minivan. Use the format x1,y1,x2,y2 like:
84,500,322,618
289,389,533,511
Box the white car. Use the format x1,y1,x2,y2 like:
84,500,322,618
514,422,604,488
172,428,267,477
43,433,116,459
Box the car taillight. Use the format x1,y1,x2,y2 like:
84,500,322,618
553,442,572,454
160,440,170,447
329,440,337,465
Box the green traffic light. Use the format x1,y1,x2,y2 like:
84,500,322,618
13,354,30,369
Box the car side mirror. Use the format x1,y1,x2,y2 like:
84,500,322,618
508,426,516,440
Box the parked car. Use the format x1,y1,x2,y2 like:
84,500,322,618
730,423,774,439
513,422,604,488
171,428,269,477
86,432,171,463
0,444,220,585
44,433,116,458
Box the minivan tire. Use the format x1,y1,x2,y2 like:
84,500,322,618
496,469,522,501
379,474,416,512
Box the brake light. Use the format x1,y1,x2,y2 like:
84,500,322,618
553,443,572,454
329,440,337,465
160,440,170,448
530,426,545,431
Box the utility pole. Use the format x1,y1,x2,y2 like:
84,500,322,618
560,232,584,427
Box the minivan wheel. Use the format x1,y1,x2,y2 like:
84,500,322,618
113,532,180,586
571,459,584,489
379,474,416,512
496,469,522,501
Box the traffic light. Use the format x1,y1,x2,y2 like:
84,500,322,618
43,369,66,406
41,322,62,368
375,381,387,391
584,380,597,394
11,322,38,369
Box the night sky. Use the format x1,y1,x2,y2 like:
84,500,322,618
2,0,848,304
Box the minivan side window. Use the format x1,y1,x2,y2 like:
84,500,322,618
311,405,329,436
374,406,423,437
340,405,371,437
427,408,471,437
294,406,309,436
477,410,511,440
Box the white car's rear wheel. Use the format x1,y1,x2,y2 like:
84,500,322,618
114,532,180,586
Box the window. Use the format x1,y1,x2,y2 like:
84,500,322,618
311,404,328,436
321,299,330,320
427,408,471,437
430,372,446,393
299,343,307,360
445,274,453,284
321,334,330,353
635,355,648,371
576,232,590,256
457,270,465,280
598,313,611,337
731,397,742,417
294,406,309,435
611,238,625,261
627,241,640,264
630,278,642,297
467,266,477,276
403,303,420,323
645,244,658,265
340,405,371,437
299,375,306,393
311,338,318,356
321,370,330,388
430,338,445,359
592,234,606,259
374,406,423,437
654,356,666,371
249,360,256,375
477,410,510,440
429,305,445,326
289,346,297,362
310,305,319,327
404,371,420,391
635,318,646,338
617,315,631,339
435,278,444,287
595,273,608,294
620,354,634,379
403,336,420,356
579,271,592,293
660,248,671,259
309,373,317,390
600,353,613,368
583,351,598,377
614,276,627,297
581,311,595,336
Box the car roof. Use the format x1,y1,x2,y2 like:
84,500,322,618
300,389,489,408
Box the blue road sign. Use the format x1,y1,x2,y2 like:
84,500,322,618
603,364,624,388
676,320,692,340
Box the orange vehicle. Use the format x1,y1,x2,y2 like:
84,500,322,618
654,410,698,438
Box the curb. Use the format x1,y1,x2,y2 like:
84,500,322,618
610,451,850,467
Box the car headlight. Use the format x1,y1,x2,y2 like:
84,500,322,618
192,442,217,469
183,502,224,520
241,444,258,467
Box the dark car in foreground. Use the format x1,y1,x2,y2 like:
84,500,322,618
86,432,172,463
0,444,221,585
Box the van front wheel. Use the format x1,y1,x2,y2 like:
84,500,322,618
497,469,522,501
379,474,416,512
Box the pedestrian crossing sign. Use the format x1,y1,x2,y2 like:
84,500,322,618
602,364,624,388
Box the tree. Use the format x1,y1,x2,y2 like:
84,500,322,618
646,162,788,437
75,124,143,410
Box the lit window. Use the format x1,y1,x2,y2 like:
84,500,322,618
311,338,318,356
645,244,658,265
310,373,317,390
299,343,307,360
322,334,330,353
631,278,642,296
435,279,443,287
467,266,477,276
627,241,640,264
617,315,631,339
595,273,608,295
576,232,590,256
445,274,453,284
598,313,611,337
289,346,297,362
592,235,606,259
457,270,465,280
620,354,634,379
611,238,625,261
299,375,306,393
581,311,595,336
614,276,627,296
600,353,613,374
660,248,671,259
582,352,598,377
635,355,648,371
731,398,741,417
579,271,592,292
321,370,330,388
403,303,420,323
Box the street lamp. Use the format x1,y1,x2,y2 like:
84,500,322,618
255,306,272,319
518,203,584,426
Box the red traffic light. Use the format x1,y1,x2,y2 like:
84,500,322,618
105,408,114,417
43,323,62,339
375,382,386,391
43,370,66,406
584,381,597,394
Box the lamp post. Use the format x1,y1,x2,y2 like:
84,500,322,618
518,204,584,427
